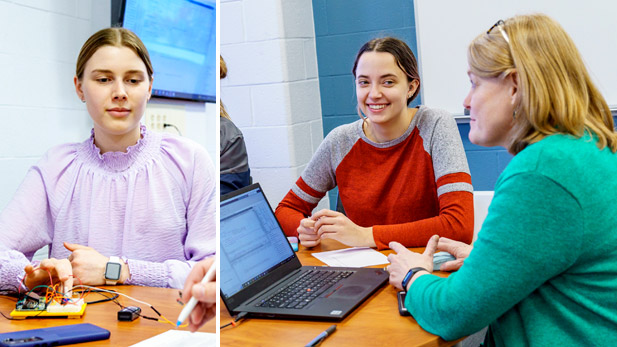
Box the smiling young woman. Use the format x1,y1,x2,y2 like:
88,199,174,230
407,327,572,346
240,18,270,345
0,28,216,293
275,37,474,250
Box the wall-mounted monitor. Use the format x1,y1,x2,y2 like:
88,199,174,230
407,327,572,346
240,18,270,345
112,0,216,103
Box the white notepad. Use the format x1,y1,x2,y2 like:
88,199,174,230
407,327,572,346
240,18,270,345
130,330,216,347
312,247,389,267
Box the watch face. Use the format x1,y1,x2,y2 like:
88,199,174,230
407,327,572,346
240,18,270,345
105,262,122,281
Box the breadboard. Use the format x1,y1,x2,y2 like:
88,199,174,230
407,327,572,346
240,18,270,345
10,298,87,319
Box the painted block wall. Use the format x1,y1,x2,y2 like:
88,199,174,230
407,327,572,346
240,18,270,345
0,0,216,210
221,0,328,209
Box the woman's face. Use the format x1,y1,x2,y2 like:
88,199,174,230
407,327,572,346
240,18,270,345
463,71,517,148
355,51,417,128
74,45,152,142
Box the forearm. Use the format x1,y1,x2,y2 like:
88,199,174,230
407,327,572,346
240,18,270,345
275,190,318,237
125,258,198,289
373,191,473,249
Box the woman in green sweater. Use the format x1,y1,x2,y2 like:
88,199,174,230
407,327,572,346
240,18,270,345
387,14,617,345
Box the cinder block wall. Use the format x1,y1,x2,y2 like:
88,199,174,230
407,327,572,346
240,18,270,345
221,0,328,209
0,0,107,210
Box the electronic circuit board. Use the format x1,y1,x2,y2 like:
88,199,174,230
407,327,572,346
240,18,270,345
10,296,87,319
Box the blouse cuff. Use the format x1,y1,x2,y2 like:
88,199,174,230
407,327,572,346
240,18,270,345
124,258,168,287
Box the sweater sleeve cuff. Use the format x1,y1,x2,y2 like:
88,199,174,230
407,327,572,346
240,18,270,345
0,250,30,290
372,226,390,250
124,258,168,287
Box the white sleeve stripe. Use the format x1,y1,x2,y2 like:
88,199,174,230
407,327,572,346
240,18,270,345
437,182,474,196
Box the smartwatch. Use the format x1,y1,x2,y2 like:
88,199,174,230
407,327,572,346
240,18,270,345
105,256,122,285
401,267,427,290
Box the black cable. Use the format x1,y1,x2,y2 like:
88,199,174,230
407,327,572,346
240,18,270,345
220,311,248,330
163,123,182,136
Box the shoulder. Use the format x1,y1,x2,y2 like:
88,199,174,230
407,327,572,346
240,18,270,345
322,119,362,146
499,134,600,187
414,106,456,132
220,117,244,139
159,133,213,171
35,141,83,175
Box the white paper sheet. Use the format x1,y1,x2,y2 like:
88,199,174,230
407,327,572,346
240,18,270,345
130,330,216,347
312,247,389,267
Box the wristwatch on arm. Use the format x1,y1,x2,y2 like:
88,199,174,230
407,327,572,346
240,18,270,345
401,267,428,291
105,256,122,285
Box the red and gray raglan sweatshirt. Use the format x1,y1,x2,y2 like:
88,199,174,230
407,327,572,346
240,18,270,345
275,106,474,249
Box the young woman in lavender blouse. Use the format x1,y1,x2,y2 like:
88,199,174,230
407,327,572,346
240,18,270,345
0,28,215,292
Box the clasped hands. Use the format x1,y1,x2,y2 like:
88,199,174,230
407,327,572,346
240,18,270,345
297,209,376,248
23,242,129,295
387,235,473,291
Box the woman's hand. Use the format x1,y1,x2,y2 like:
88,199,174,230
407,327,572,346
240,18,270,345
24,258,74,295
181,258,216,332
297,218,321,247
437,237,473,272
387,235,438,291
312,209,376,247
64,242,129,285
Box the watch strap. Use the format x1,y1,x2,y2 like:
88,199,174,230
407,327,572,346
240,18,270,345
401,267,428,290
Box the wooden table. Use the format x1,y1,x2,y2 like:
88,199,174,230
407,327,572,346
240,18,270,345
0,285,215,346
220,239,459,346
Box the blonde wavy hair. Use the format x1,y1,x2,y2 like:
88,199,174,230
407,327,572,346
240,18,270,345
468,13,617,154
220,55,231,120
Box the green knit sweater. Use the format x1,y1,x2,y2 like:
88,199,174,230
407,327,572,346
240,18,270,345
406,133,617,346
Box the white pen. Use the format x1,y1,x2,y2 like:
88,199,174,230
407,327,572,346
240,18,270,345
176,259,217,327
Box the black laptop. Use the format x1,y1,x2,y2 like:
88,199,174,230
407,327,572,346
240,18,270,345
220,183,389,320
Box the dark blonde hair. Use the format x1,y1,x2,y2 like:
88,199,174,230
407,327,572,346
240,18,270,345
76,28,153,81
220,55,230,120
352,37,421,105
468,14,616,154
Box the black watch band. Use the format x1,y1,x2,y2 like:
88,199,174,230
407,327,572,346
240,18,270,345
401,267,428,290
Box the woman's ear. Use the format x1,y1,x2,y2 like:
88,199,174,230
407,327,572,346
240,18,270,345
508,71,519,105
147,76,153,101
408,79,419,99
74,76,85,102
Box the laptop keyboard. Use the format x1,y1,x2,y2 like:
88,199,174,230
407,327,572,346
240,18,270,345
255,269,355,309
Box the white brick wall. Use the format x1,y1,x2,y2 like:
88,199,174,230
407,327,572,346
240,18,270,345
0,0,216,210
221,0,329,210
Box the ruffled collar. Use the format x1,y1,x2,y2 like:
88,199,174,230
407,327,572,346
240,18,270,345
88,125,150,172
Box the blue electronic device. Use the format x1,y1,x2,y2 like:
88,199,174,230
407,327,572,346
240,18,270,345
0,323,110,347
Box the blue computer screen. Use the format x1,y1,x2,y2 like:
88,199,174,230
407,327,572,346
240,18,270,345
220,188,295,298
121,0,216,102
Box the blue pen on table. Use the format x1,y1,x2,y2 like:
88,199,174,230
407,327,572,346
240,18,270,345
305,324,336,347
176,259,217,327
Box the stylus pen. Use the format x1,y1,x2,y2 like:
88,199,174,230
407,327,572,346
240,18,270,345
305,324,336,347
176,259,217,327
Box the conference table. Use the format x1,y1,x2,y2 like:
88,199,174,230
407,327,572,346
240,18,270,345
0,285,215,346
220,239,461,346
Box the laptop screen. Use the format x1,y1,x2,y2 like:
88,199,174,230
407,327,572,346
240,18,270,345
220,186,295,299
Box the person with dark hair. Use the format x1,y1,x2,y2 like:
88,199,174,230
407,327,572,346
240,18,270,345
0,28,216,292
387,14,617,345
275,37,474,249
220,56,251,195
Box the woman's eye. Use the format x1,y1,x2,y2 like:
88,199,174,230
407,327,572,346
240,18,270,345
97,78,110,83
127,79,140,84
357,80,369,86
383,80,394,86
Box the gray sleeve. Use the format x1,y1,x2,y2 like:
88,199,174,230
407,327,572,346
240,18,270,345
292,121,360,204
220,117,249,175
417,108,473,195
